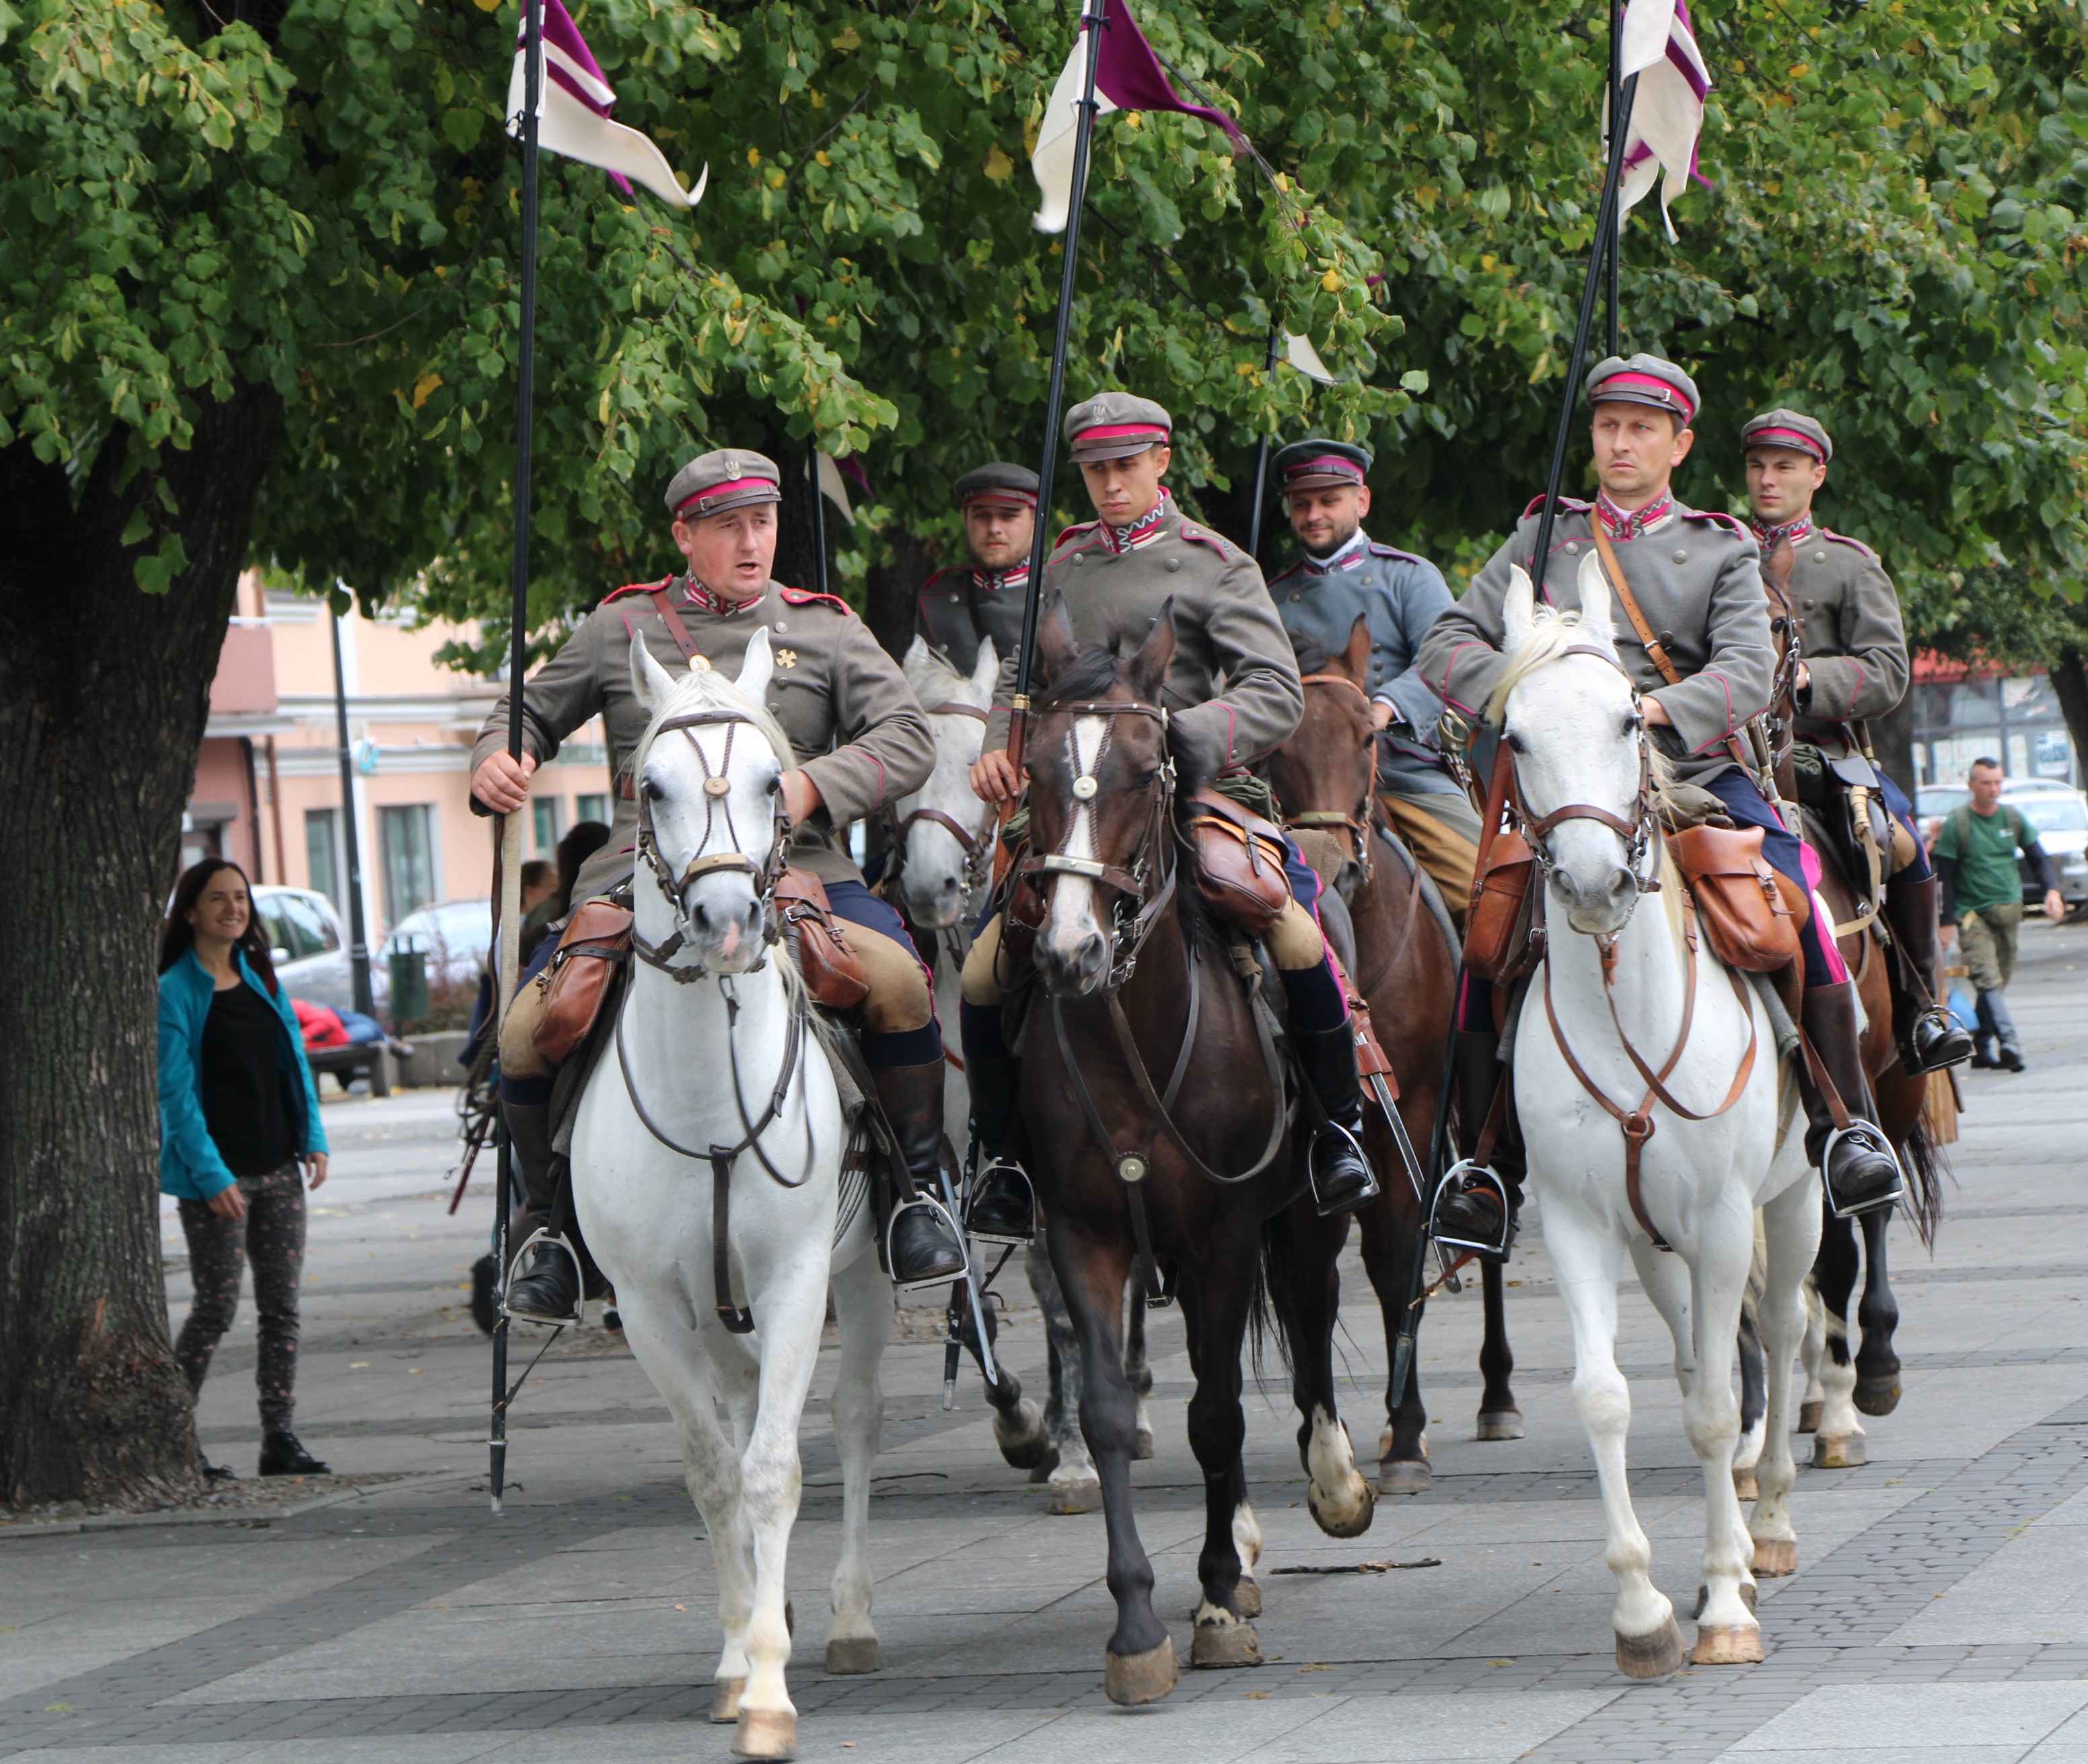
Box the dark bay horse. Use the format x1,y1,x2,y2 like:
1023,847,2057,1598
1010,601,1371,1704
1266,618,1521,1492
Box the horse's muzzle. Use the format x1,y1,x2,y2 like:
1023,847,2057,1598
680,877,767,970
1550,862,1638,936
1037,926,1110,998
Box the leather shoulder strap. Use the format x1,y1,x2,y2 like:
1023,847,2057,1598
648,587,700,663
1589,523,1679,686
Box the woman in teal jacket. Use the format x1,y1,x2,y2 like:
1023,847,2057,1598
159,857,331,1479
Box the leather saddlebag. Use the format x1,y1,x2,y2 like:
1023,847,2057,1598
1667,824,1806,973
775,867,870,1010
1184,791,1291,936
531,898,635,1066
1463,830,1541,983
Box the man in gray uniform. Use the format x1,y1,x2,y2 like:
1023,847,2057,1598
1264,437,1481,908
470,447,964,1312
1419,355,1904,1247
962,392,1376,1219
1741,406,1971,1073
914,462,1038,675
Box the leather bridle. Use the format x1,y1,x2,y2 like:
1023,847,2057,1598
1283,671,1379,887
883,699,995,902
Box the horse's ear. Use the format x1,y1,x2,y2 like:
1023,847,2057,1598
630,632,681,712
1503,565,1536,652
970,634,1000,699
900,633,931,679
1036,593,1077,686
736,626,776,701
1340,614,1372,684
1130,598,1177,700
1575,549,1619,654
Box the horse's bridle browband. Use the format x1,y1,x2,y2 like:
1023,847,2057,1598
1505,643,1659,900
1015,700,1175,932
882,699,997,900
1286,671,1381,886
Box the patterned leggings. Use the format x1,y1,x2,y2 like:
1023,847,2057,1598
175,1161,308,1432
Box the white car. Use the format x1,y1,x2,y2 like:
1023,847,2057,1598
2000,778,2088,912
372,898,495,1011
252,885,355,1012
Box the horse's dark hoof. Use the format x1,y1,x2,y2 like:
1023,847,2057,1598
1614,1616,1688,1679
1797,1399,1823,1434
1378,1459,1433,1497
1476,1409,1525,1442
824,1635,879,1675
1853,1375,1902,1417
993,1399,1055,1470
1190,1617,1264,1668
1104,1636,1178,1705
1812,1432,1865,1469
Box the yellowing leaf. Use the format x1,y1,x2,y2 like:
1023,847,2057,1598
832,26,861,49
473,0,500,11
1321,268,1344,293
747,147,762,168
816,150,832,167
412,373,443,409
982,145,1013,182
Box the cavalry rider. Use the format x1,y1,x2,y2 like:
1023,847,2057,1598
1741,406,1972,1074
962,392,1377,1224
469,447,966,1319
914,462,1038,675
1418,354,1906,1249
1264,437,1482,910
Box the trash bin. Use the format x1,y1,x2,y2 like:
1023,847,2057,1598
388,944,429,1027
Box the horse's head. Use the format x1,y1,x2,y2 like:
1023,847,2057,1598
628,630,793,973
1268,615,1377,904
1493,551,1655,939
1022,595,1179,998
894,635,999,930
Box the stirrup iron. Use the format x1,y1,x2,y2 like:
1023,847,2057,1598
501,1227,585,1327
885,1190,971,1294
1429,1159,1511,1258
1822,1123,1906,1220
963,1157,1036,1247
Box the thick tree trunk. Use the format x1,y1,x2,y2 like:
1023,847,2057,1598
1868,691,1917,801
863,528,933,663
2052,647,2088,788
0,381,283,1508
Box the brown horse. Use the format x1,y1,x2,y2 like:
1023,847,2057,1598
1008,601,1372,1704
1266,617,1521,1496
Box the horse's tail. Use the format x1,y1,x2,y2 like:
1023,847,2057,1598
1249,1208,1299,1385
1899,1113,1947,1252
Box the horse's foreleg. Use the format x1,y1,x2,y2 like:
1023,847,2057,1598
1477,1256,1525,1440
1356,1196,1431,1493
1182,1251,1263,1671
1852,1203,1902,1417
1811,1206,1866,1467
1029,1237,1096,1510
1733,1304,1766,1500
1124,1268,1155,1460
1287,1205,1375,1541
1799,1272,1827,1432
1750,1176,1821,1583
1052,1220,1174,1705
823,1250,892,1677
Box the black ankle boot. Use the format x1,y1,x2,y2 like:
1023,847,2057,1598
870,1059,968,1288
504,1239,583,1324
1800,982,1904,1217
1884,876,1974,1073
258,1430,330,1476
960,1005,1036,1243
1433,1029,1525,1253
1291,1023,1379,1216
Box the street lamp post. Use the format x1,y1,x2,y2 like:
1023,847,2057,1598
329,601,377,1019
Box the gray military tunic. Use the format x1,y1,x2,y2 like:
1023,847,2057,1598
915,563,1028,677
1755,519,1910,741
1266,530,1463,799
1418,495,1776,786
471,576,935,896
984,492,1303,768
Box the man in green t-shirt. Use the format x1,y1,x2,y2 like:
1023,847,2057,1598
1932,756,2064,1070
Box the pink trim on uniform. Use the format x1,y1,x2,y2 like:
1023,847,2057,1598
1075,421,1170,443
1685,672,1737,754
962,488,1038,509
1593,371,1696,424
1799,842,1850,983
1746,427,1826,462
867,751,887,808
1441,641,1494,714
675,473,781,515
1283,455,1366,483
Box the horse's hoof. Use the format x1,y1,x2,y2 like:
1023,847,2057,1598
1476,1409,1525,1442
993,1399,1054,1471
732,1707,797,1760
1796,1399,1823,1434
1752,1536,1797,1578
1733,1467,1760,1501
1191,1620,1264,1669
824,1635,880,1675
1691,1621,1764,1666
1378,1458,1433,1497
1027,1448,1062,1483
1812,1432,1865,1469
1235,1578,1262,1620
711,1677,746,1724
1694,1581,1758,1619
1307,1473,1376,1539
1614,1616,1688,1680
1048,1475,1102,1515
1104,1636,1178,1706
1854,1374,1902,1418
1133,1425,1155,1461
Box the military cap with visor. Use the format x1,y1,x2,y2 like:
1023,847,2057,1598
953,462,1040,508
1273,437,1372,492
1064,392,1173,462
664,448,783,520
1741,408,1833,465
1583,353,1700,428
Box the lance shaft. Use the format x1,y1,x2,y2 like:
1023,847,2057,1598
1007,0,1107,780
1245,324,1283,562
1530,72,1638,598
1605,1,1622,359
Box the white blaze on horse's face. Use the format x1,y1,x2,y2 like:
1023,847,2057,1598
896,636,999,930
629,630,783,972
1036,713,1112,990
1499,554,1645,938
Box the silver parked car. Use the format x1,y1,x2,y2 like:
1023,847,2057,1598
252,885,354,1012
371,898,495,1013
2002,778,2088,912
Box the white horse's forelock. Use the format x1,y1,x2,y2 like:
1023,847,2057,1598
633,661,797,779
1486,604,1603,726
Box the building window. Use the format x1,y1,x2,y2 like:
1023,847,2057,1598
380,804,437,927
305,809,341,907
532,795,566,855
575,793,610,830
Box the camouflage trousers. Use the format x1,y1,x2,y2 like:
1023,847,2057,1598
175,1160,308,1433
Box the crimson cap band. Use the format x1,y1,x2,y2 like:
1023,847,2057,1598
1741,408,1833,464
953,462,1040,509
1064,392,1173,462
1272,437,1371,492
665,449,783,519
1583,353,1699,428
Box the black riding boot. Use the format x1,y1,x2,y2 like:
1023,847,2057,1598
1292,1023,1379,1216
960,1001,1036,1243
501,1098,583,1325
869,1060,968,1288
1432,1029,1527,1253
1883,875,1974,1073
1800,982,1904,1217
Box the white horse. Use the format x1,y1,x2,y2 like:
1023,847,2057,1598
570,632,890,1760
1494,554,1820,1676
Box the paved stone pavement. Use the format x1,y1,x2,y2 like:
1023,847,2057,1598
4,923,2086,1763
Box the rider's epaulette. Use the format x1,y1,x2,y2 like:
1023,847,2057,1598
1521,493,1592,521
1052,519,1100,550
1681,508,1752,539
1366,540,1425,566
600,577,676,606
777,586,856,616
1820,527,1880,563
1178,521,1241,561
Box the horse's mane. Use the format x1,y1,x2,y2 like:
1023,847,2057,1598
632,659,798,777
1485,604,1604,725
